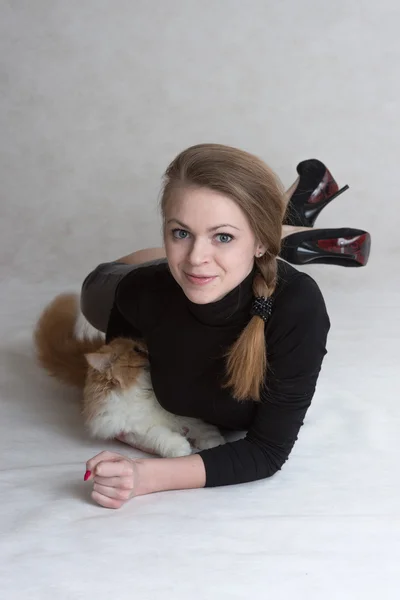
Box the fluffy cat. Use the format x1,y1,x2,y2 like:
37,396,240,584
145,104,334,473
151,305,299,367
33,293,225,457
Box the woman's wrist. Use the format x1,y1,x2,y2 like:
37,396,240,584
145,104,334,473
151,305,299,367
133,454,206,497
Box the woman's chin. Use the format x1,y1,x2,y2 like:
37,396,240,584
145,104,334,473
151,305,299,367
181,281,222,304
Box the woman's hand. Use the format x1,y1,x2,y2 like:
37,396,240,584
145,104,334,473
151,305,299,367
84,450,206,508
84,450,141,509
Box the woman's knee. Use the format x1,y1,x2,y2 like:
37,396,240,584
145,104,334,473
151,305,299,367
80,262,132,333
80,257,167,333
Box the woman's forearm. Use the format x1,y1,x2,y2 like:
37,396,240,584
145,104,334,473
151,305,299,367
134,453,206,496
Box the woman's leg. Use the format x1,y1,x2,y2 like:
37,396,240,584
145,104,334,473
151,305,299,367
284,177,300,206
281,225,310,238
80,253,167,332
114,247,167,265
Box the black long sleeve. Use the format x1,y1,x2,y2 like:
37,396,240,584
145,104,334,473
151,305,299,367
104,259,330,487
106,302,143,344
199,276,330,486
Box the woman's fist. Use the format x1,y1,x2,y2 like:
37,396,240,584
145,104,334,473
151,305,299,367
84,451,139,509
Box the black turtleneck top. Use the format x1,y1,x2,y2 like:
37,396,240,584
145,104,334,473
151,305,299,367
105,259,330,487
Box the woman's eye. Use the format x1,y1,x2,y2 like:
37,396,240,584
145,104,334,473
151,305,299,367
172,228,189,239
216,233,233,243
171,229,233,243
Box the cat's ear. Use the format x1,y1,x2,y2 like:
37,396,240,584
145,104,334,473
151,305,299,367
85,352,112,372
133,339,149,357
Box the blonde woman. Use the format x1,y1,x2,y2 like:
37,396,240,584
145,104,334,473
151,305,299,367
81,144,370,509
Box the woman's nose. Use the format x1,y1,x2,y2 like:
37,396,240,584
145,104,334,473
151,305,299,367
187,240,211,264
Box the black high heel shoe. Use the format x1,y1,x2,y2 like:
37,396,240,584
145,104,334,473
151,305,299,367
279,228,371,267
283,159,349,228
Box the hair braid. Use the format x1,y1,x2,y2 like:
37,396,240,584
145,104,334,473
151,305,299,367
222,255,278,401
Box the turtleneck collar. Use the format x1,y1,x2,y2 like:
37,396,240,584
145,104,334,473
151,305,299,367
185,265,257,327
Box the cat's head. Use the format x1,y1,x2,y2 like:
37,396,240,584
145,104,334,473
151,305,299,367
84,338,149,391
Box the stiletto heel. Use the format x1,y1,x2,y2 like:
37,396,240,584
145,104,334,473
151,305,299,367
280,228,371,267
283,159,349,228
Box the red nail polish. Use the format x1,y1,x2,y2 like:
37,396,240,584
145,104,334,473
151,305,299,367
84,470,91,481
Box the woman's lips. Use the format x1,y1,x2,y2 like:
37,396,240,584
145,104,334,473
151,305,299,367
185,273,217,285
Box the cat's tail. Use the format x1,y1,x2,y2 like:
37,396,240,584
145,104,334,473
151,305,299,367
33,293,105,388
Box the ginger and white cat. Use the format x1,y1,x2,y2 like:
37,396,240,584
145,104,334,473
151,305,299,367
33,293,225,457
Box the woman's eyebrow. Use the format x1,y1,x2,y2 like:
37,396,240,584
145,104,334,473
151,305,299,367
167,219,241,231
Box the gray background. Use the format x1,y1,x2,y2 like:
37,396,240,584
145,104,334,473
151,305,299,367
1,0,395,286
1,2,399,599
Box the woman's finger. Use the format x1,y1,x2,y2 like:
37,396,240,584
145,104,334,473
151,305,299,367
93,475,134,490
86,450,126,474
94,458,133,478
91,490,124,510
93,483,132,502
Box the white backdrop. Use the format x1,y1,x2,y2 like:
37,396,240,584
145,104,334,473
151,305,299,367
1,1,399,599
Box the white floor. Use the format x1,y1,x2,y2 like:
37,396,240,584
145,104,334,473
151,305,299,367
1,255,398,600
1,2,399,599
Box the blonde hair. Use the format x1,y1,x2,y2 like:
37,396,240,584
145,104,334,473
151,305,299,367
159,143,285,401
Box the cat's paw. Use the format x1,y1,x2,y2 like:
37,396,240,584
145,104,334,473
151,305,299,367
116,432,158,455
192,429,225,451
162,434,192,458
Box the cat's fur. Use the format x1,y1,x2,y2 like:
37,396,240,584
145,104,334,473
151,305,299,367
33,293,225,457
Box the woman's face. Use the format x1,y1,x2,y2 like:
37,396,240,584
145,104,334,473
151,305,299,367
163,186,265,304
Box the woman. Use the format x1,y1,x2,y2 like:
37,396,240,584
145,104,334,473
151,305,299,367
81,144,371,509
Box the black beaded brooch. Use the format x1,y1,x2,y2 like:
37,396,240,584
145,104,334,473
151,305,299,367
250,296,274,323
